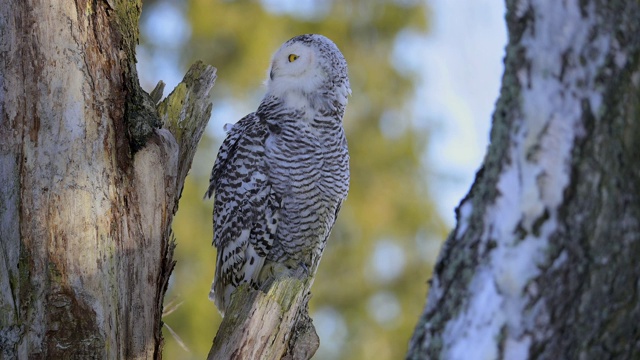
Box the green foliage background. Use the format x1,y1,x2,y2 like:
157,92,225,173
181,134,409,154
139,1,448,359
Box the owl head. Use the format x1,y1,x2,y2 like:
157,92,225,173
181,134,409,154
265,34,351,112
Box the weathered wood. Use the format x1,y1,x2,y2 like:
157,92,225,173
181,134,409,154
208,277,319,360
407,0,640,359
0,1,216,358
157,61,217,213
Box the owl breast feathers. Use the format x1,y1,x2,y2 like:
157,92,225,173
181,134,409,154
205,34,351,315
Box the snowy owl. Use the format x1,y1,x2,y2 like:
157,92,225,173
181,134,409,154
205,34,351,315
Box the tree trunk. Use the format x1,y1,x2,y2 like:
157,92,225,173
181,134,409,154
408,0,640,359
0,1,215,358
207,277,319,360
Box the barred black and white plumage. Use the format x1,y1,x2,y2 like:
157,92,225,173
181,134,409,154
205,34,351,315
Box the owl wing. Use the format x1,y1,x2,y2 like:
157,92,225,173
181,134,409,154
205,113,280,312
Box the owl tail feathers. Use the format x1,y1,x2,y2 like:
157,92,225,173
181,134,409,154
203,184,214,200
209,250,228,316
209,279,231,317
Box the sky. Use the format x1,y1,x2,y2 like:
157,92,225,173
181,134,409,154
419,0,506,225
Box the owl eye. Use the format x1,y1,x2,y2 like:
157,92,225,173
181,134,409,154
288,54,299,62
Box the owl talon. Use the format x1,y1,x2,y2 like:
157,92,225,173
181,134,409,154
291,262,310,279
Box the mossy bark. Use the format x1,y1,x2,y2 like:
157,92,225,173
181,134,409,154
0,2,215,358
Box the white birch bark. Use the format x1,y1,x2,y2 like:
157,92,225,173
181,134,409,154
408,0,640,358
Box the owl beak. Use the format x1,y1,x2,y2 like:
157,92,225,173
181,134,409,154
269,68,275,80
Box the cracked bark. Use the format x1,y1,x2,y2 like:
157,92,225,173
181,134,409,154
407,0,640,359
0,1,215,358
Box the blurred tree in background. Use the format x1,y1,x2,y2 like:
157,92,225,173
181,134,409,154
138,1,448,359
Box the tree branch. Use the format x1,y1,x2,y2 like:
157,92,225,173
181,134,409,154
130,60,216,356
149,61,217,354
157,60,217,213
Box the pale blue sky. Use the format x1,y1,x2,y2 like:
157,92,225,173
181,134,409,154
420,0,507,224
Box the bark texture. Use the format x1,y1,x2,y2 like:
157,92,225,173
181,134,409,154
207,276,319,360
0,1,215,358
408,0,640,359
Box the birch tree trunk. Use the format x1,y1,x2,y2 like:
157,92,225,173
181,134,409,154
0,1,215,358
408,0,640,358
